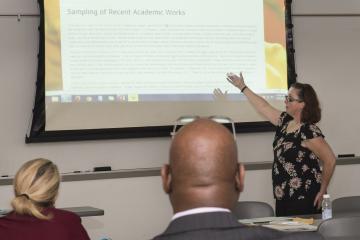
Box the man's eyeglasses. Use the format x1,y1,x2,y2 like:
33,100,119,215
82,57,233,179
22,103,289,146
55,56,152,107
171,115,237,140
285,95,303,103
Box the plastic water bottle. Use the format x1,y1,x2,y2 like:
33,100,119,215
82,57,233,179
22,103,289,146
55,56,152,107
322,194,332,220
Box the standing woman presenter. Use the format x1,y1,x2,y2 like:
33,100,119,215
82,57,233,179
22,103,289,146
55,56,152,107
226,72,336,216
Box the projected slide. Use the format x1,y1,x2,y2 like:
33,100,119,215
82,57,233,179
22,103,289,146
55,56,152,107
43,0,289,131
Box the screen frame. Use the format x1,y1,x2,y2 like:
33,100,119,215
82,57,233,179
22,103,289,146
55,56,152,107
26,0,296,143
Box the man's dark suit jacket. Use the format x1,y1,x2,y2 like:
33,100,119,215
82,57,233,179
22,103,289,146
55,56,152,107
152,211,324,240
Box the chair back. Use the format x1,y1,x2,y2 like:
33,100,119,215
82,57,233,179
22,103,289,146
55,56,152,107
333,196,360,214
233,201,274,219
318,216,360,239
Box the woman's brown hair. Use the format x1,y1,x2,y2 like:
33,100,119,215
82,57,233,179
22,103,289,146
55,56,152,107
291,82,321,123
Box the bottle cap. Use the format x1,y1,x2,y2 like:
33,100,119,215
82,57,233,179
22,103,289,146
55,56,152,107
323,194,330,198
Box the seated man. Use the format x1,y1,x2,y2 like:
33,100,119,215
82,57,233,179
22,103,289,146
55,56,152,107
153,118,323,240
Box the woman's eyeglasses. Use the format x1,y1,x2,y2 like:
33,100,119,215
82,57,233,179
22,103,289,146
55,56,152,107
285,96,303,103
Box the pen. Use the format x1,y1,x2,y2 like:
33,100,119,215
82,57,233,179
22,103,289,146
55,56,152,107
252,221,271,224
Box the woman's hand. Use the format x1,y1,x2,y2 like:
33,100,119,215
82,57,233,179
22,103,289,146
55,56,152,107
226,72,246,90
314,190,326,209
304,137,336,210
225,71,281,125
213,88,228,101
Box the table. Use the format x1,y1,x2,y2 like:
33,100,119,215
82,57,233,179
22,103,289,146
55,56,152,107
0,206,104,218
327,238,359,240
62,206,104,217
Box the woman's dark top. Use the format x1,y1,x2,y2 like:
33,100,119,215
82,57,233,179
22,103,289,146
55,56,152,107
0,207,90,240
272,112,323,201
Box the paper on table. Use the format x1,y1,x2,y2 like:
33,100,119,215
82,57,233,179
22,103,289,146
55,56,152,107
239,216,317,232
262,221,317,231
292,217,314,225
239,216,292,225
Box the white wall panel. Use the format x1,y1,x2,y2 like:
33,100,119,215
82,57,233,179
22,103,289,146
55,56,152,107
293,16,360,155
293,0,360,15
0,0,39,15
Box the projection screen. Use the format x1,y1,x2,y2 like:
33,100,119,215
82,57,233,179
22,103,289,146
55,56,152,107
26,0,296,142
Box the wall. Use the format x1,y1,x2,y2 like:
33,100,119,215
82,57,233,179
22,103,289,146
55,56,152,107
1,1,360,239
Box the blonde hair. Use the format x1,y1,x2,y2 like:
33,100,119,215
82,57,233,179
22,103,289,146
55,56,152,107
11,158,60,220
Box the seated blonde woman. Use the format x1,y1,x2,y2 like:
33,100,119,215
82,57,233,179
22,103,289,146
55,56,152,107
0,158,90,240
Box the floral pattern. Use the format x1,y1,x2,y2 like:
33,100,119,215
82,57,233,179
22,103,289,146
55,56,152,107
272,112,323,201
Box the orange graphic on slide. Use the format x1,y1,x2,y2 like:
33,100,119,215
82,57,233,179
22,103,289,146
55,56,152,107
45,0,62,90
264,0,288,89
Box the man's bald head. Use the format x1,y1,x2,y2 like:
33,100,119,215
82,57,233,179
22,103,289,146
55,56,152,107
161,118,244,213
170,118,238,186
